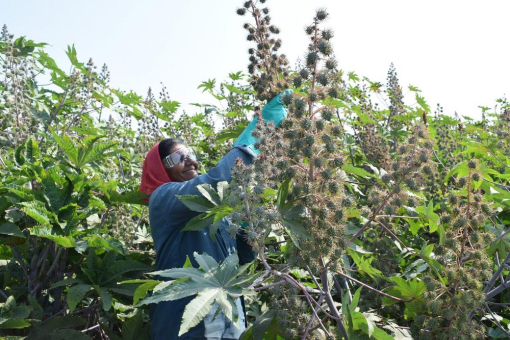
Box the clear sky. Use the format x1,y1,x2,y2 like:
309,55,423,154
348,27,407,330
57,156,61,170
2,0,509,119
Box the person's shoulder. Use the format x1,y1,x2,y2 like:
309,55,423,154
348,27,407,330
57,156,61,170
149,182,179,204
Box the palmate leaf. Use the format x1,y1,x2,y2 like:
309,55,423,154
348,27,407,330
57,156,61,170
122,310,149,340
101,260,150,285
240,309,284,340
67,284,91,312
139,252,255,336
78,140,117,167
0,222,25,238
51,130,79,166
179,289,219,336
182,214,214,231
25,138,40,163
197,184,221,206
177,195,215,213
30,227,76,248
21,201,57,225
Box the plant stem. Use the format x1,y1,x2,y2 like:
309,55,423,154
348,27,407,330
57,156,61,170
319,262,349,339
335,270,411,302
302,295,326,340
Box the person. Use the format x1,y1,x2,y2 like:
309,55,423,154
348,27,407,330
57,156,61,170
139,90,291,340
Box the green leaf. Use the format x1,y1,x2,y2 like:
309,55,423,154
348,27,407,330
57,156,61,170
26,138,40,163
97,286,113,311
197,184,221,206
177,195,215,212
31,227,76,248
182,214,214,231
215,291,238,326
51,131,78,166
248,310,282,340
416,201,439,233
415,94,430,112
280,219,309,240
350,287,362,313
84,234,124,254
179,289,219,336
216,127,245,143
159,100,180,115
0,318,31,329
102,260,150,285
66,284,91,312
21,201,57,225
444,161,469,183
139,252,254,337
133,281,160,305
0,222,25,238
28,295,43,320
342,164,376,179
138,280,209,306
109,190,148,205
50,278,85,289
216,181,229,202
122,310,148,340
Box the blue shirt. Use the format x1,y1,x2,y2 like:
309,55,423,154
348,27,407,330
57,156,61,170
149,146,256,340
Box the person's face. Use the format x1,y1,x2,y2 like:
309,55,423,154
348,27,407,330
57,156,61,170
164,144,199,182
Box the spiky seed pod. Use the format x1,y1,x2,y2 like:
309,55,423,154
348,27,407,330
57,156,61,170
317,41,333,56
305,25,314,35
304,135,315,145
315,120,325,131
322,169,332,179
471,172,481,181
286,167,297,178
458,177,467,186
330,157,343,167
299,68,309,79
293,97,306,110
419,151,428,162
306,52,319,66
293,77,302,87
300,119,312,130
322,108,333,121
332,125,342,136
281,93,293,105
315,9,328,21
321,29,334,40
481,203,491,215
317,73,328,86
237,8,246,15
328,87,339,98
334,209,344,222
329,182,339,194
325,58,337,70
308,91,318,102
468,160,477,169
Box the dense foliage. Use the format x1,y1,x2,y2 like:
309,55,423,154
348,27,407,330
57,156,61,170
1,1,510,339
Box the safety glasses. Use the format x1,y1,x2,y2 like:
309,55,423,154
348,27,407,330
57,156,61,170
162,148,197,168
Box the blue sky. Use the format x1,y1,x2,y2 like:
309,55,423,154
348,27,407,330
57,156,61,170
2,0,509,118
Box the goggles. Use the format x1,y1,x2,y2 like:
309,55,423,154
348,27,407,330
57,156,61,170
162,148,197,168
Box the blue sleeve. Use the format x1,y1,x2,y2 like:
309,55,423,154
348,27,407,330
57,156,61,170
150,146,254,214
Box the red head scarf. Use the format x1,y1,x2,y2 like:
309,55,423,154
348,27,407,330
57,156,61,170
139,143,172,198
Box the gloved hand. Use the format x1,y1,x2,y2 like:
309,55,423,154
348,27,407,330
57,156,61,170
233,89,293,155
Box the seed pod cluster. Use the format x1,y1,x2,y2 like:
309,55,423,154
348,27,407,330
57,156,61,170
413,160,493,339
237,0,289,101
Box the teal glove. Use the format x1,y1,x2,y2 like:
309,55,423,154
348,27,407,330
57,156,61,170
233,89,293,155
